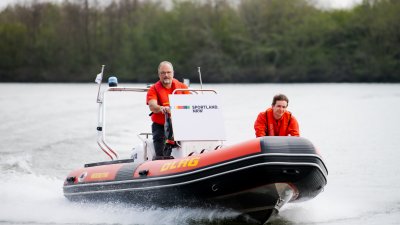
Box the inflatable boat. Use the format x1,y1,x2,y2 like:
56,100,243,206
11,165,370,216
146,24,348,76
63,72,328,224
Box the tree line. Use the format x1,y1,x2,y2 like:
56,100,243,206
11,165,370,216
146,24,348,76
0,0,399,83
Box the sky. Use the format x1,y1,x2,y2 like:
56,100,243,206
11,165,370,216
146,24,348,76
0,0,364,10
316,0,363,9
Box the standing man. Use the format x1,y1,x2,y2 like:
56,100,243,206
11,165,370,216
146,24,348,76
146,61,188,159
254,94,300,137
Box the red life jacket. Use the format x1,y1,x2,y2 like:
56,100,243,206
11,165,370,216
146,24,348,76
265,108,292,136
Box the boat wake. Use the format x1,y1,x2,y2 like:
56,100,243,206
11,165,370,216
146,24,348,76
275,188,400,225
0,160,240,225
0,153,33,174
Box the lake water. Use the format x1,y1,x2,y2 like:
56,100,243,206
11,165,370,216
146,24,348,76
1,83,400,225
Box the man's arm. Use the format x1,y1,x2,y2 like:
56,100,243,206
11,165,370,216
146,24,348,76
288,116,300,136
148,99,169,114
254,112,267,137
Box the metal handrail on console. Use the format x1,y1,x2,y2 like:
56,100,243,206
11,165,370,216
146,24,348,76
96,86,149,160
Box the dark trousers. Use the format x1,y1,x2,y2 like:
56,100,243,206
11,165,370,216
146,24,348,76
152,122,165,157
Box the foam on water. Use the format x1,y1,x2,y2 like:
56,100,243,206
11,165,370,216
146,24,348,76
0,153,33,174
0,152,239,225
0,170,240,225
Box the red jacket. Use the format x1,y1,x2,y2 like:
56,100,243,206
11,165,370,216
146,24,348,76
146,79,188,125
254,108,300,137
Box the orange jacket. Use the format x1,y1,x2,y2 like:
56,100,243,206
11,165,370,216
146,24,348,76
254,108,300,137
146,79,188,125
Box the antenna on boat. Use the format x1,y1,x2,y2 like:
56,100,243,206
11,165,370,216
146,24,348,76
198,67,203,91
96,65,105,103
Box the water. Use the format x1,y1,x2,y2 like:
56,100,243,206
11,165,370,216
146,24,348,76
1,83,400,225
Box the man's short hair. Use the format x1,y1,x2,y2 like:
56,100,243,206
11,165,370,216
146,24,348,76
158,61,174,73
272,94,289,106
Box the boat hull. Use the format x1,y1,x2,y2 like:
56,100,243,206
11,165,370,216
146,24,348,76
63,136,328,224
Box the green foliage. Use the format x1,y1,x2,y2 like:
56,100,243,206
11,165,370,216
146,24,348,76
0,0,399,82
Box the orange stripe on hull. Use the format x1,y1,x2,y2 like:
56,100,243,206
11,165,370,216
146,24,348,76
134,138,262,177
65,138,261,183
66,163,125,184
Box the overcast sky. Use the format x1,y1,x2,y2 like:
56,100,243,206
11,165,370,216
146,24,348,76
316,0,363,9
0,0,364,10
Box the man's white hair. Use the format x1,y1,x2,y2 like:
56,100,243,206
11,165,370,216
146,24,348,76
158,61,174,73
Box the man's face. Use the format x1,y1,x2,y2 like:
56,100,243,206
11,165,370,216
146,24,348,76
158,64,174,86
272,100,288,120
